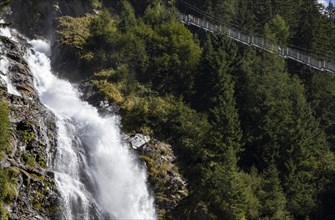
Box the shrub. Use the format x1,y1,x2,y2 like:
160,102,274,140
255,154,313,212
0,98,10,155
57,15,94,50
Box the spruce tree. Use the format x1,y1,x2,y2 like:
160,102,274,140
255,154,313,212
201,148,247,219
193,33,248,219
259,163,291,220
236,49,334,218
195,33,242,156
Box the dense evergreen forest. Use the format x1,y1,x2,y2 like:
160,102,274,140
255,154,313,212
1,0,335,219
55,0,335,219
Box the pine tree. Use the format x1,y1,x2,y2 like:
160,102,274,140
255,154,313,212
236,48,334,218
195,33,242,156
259,163,291,220
193,33,248,219
118,0,137,32
201,148,247,219
294,0,322,49
308,72,335,151
235,0,257,32
210,0,237,24
264,14,289,44
252,0,273,32
326,1,335,20
271,0,302,37
281,76,334,218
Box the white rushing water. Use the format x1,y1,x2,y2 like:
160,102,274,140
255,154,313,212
26,40,156,219
0,55,21,96
0,26,22,97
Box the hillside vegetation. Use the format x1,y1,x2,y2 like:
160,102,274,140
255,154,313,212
57,0,335,219
0,1,19,218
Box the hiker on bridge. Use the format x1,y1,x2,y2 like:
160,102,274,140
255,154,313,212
188,14,194,23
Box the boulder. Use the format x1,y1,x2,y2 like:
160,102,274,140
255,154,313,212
129,134,150,149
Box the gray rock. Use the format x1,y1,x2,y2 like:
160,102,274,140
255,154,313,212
129,134,150,149
0,35,61,219
136,138,189,218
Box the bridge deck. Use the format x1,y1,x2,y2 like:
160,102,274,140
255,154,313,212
179,14,335,73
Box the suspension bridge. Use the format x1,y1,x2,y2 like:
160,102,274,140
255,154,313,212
178,6,335,73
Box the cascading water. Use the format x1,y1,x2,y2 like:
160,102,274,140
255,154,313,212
0,54,21,96
25,40,156,219
0,26,22,97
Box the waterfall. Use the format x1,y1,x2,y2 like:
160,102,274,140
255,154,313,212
0,26,22,97
25,40,156,219
0,55,22,96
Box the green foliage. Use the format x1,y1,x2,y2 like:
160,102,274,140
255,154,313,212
0,168,18,220
55,1,335,219
92,80,125,104
142,21,202,97
118,0,137,32
201,149,248,219
22,153,36,167
0,97,15,220
294,0,322,49
21,130,34,145
195,33,242,157
88,10,118,50
92,74,210,162
122,94,210,153
0,98,10,156
90,0,102,9
308,72,335,151
33,191,44,210
84,11,149,69
258,164,291,220
264,14,289,44
57,15,93,50
143,2,178,26
235,48,335,218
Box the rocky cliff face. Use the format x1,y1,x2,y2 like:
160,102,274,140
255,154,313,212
7,0,95,81
7,0,94,40
0,35,61,219
136,138,189,219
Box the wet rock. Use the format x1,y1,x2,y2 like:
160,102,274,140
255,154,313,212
0,35,61,219
98,99,120,115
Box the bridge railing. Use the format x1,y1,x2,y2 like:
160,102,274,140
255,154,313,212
179,13,335,73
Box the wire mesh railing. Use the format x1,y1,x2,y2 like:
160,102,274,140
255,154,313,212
179,13,335,73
